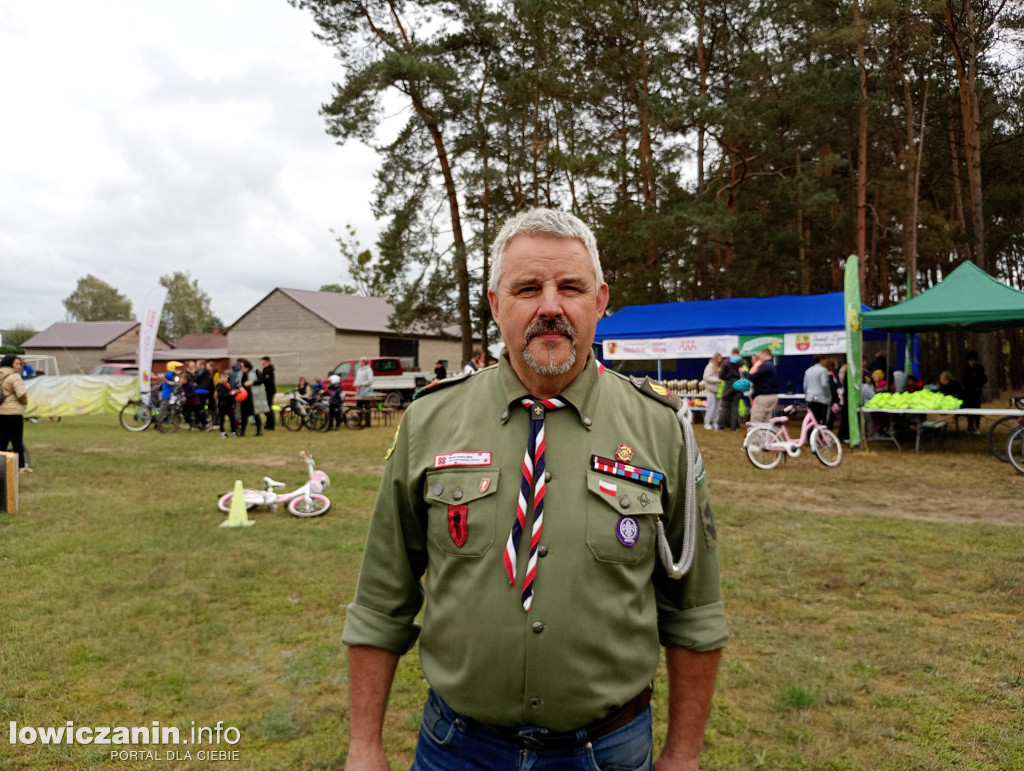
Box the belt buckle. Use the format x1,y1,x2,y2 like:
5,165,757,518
515,733,548,751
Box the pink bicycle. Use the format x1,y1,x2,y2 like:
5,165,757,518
746,405,842,469
217,451,331,516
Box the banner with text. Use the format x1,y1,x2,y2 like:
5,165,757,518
784,331,847,356
602,336,739,360
137,286,167,404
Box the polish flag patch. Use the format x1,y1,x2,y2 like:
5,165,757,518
599,480,617,497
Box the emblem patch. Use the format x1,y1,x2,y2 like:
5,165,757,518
637,492,651,509
434,451,492,468
616,516,639,547
448,504,469,547
615,444,634,463
479,477,491,494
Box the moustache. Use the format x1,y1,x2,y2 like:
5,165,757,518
524,317,577,344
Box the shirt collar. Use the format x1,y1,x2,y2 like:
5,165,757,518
496,351,600,430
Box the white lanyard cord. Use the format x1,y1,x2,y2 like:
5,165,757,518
656,402,697,579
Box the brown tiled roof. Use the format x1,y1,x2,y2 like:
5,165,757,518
174,333,228,349
279,289,396,333
23,321,139,349
234,288,462,338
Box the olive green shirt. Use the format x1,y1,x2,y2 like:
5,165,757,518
343,355,727,731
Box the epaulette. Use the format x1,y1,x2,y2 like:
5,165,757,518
629,376,683,411
412,373,473,401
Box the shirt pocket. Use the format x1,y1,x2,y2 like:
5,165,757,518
424,468,501,557
585,471,663,565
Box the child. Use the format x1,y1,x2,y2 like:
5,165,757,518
216,367,240,437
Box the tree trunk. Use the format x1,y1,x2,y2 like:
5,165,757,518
853,0,869,289
408,86,473,364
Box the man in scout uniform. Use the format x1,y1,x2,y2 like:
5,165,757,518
343,208,727,770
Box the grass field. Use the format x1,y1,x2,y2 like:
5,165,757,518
1,412,1022,770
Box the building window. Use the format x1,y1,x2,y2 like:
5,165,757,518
380,338,418,370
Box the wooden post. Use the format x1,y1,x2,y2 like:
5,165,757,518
0,451,18,513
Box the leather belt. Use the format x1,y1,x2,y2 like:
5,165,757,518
471,686,652,751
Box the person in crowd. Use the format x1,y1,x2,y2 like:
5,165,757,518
434,360,447,381
702,353,723,431
824,358,842,430
463,348,485,374
216,366,240,437
860,371,876,403
937,371,965,401
194,359,217,424
157,361,183,427
803,354,832,425
260,356,276,430
716,347,746,431
866,350,892,383
180,370,203,430
0,355,31,472
325,375,345,430
354,356,375,399
237,359,263,437
838,362,850,442
228,360,243,388
962,349,987,435
748,349,779,424
342,208,726,770
296,376,313,401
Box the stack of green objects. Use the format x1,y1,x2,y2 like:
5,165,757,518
864,391,963,410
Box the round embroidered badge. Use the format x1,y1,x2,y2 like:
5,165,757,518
616,516,640,547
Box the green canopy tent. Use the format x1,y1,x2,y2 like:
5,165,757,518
862,261,1024,332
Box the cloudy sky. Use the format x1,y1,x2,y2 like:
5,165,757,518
0,0,384,333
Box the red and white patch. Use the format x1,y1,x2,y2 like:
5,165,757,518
479,477,491,493
433,451,492,468
599,480,618,497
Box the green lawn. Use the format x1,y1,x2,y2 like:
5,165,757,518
1,415,1022,770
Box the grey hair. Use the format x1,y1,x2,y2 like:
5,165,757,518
488,208,603,292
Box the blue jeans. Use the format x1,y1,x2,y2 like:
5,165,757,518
411,690,653,771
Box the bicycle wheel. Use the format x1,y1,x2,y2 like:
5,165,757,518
287,494,331,517
344,409,364,430
217,491,257,514
281,406,303,431
1007,425,1024,474
305,404,329,432
746,427,782,469
811,426,843,467
987,415,1020,462
120,400,152,432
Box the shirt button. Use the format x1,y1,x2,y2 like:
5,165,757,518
452,489,463,501
544,471,552,483
529,698,541,710
537,545,548,558
619,496,631,509
433,482,444,495
532,622,544,634
501,410,509,421
583,417,592,426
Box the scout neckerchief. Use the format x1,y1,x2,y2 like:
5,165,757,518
504,396,566,611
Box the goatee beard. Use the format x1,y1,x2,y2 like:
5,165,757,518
522,317,577,376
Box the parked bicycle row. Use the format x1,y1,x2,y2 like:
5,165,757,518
119,374,371,434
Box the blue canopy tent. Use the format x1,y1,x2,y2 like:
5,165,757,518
594,292,904,387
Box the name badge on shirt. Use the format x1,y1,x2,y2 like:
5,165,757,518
434,451,492,468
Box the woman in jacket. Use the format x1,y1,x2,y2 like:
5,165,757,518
702,353,723,430
0,355,31,472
